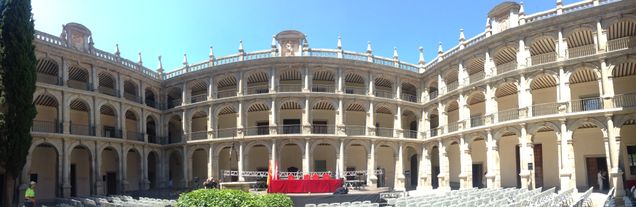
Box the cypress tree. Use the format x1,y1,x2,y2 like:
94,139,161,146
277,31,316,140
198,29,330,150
0,0,37,205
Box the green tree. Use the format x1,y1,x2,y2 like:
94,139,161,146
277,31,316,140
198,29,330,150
0,0,37,206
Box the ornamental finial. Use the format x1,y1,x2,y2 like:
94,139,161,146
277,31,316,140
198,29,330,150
209,46,215,59
137,52,143,65
418,47,425,65
437,42,443,55
519,2,525,15
238,40,244,52
459,28,465,42
556,0,563,6
393,47,399,59
157,55,164,73
367,41,372,53
115,44,121,57
271,35,277,48
337,33,342,49
183,53,188,66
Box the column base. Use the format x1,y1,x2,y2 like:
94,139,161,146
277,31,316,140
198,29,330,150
62,183,72,198
95,181,104,195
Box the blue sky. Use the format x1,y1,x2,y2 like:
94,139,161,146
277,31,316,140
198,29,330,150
32,0,569,71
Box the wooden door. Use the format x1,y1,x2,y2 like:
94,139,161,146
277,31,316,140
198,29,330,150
534,144,543,188
586,157,599,189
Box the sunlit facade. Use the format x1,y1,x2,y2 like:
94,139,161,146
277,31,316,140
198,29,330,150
21,0,636,203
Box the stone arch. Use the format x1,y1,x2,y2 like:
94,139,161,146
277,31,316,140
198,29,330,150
567,117,608,135
493,126,521,140
564,25,596,48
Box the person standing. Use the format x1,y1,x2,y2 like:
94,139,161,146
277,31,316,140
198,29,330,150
24,181,36,207
597,170,606,191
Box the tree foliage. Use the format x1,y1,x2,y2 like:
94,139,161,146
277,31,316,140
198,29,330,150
176,189,294,207
0,0,37,179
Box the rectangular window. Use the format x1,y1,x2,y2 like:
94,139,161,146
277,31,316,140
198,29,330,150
628,146,636,175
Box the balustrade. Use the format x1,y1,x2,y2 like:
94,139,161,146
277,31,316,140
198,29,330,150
102,128,122,138
345,125,365,136
571,97,603,112
567,44,596,58
446,81,459,92
70,122,91,136
127,131,144,141
124,93,141,103
607,36,633,51
375,90,394,99
403,130,418,139
98,86,118,97
190,94,207,103
216,128,237,138
531,102,559,116
469,72,485,84
36,73,61,85
190,130,209,140
428,91,438,100
497,108,520,122
496,61,517,75
216,89,237,98
401,93,418,103
311,84,336,93
246,126,270,136
32,120,60,133
376,127,394,137
245,86,269,94
613,93,636,108
531,52,557,65
68,80,90,91
470,116,484,127
447,122,459,132
344,86,366,95
429,128,439,137
279,124,301,134
312,124,335,134
168,99,181,109
279,84,302,92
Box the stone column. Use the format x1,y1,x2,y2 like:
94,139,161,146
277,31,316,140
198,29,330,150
518,74,531,118
338,139,345,178
303,138,310,174
208,106,215,139
142,147,150,190
486,129,500,188
559,119,575,191
418,144,432,190
419,110,427,139
91,65,98,91
600,59,615,108
484,51,493,77
606,116,625,204
336,99,344,135
517,38,528,68
367,140,377,188
208,143,215,178
459,136,473,189
62,141,72,197
270,67,276,93
367,101,375,136
95,144,104,195
395,105,402,138
207,76,214,100
302,98,311,134
557,67,571,105
238,142,245,181
121,107,127,139
270,99,278,135
182,146,188,187
181,110,188,141
596,19,607,52
485,84,497,124
394,142,405,191
458,94,468,129
303,66,310,92
237,101,244,137
518,124,533,189
337,67,343,93
181,82,188,105
368,72,375,96
395,77,402,100
438,140,450,190
270,140,277,176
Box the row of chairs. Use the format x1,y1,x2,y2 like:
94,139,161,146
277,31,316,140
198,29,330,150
55,195,176,207
305,200,380,207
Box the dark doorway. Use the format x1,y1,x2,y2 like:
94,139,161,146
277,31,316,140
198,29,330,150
586,157,608,191
282,119,301,134
106,172,117,195
257,121,269,135
410,155,418,189
534,144,544,188
472,164,483,188
432,166,440,189
515,145,521,188
70,164,77,197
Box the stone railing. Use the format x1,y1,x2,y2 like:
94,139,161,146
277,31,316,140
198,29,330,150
531,102,559,116
32,120,60,133
376,127,394,137
345,86,366,95
216,128,237,138
345,125,366,136
496,108,520,122
190,131,209,140
190,94,207,103
531,52,557,66
245,126,270,136
570,97,603,112
279,124,301,134
279,84,303,92
216,89,237,98
245,85,269,95
607,36,633,51
375,90,394,99
613,93,636,108
567,44,596,58
312,124,335,134
496,61,518,75
469,71,485,84
311,84,336,93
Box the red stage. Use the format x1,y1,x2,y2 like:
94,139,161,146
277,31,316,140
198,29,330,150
268,179,344,193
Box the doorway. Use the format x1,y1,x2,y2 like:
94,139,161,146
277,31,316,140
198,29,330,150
533,144,544,188
410,155,418,189
432,166,440,189
106,172,117,195
70,164,77,197
472,164,483,188
586,157,608,191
